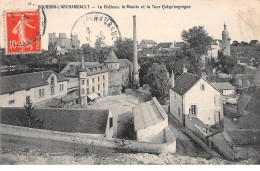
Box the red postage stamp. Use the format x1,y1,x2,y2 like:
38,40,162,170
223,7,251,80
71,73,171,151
5,11,41,54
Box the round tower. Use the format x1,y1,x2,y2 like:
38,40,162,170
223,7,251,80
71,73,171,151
78,53,87,107
221,23,231,56
104,50,120,70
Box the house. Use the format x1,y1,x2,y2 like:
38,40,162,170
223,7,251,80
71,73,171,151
133,97,169,143
157,42,175,51
244,87,260,116
249,40,260,46
0,108,116,138
211,82,235,95
237,57,253,66
235,74,254,89
207,39,220,61
173,41,183,49
170,69,223,126
138,39,157,49
60,61,109,98
0,71,69,107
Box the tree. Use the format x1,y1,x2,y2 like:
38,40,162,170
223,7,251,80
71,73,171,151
232,40,240,46
18,99,44,129
148,63,170,104
241,41,249,46
217,51,236,74
181,26,213,56
114,38,133,61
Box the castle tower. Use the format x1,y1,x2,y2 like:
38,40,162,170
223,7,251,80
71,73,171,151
78,53,87,107
133,15,139,87
104,50,120,70
220,23,231,56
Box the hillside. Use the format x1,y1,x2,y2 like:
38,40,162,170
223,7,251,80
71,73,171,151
231,45,260,62
0,147,253,165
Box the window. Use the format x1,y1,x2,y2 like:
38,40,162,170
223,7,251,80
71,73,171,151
109,117,113,128
178,107,180,116
98,77,100,82
190,105,197,116
87,88,89,94
103,83,105,88
50,77,55,84
26,96,30,103
200,84,205,91
92,78,95,84
81,80,85,85
214,95,221,106
9,100,15,104
39,88,45,98
59,84,64,92
51,86,55,95
214,111,221,124
98,85,100,91
92,86,95,92
103,75,105,80
87,79,89,86
82,88,85,94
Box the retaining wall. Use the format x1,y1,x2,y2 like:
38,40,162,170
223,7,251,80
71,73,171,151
0,124,176,154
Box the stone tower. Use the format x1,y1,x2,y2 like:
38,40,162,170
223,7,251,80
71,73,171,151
133,15,139,87
220,23,231,56
78,53,87,107
104,50,120,70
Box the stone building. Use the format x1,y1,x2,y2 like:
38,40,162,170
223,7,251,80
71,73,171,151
219,23,231,56
104,50,133,95
48,33,80,50
0,71,69,107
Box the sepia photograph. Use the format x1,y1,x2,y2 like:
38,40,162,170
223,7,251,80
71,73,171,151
0,0,259,166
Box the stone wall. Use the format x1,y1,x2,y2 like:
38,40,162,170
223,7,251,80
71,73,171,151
0,124,176,154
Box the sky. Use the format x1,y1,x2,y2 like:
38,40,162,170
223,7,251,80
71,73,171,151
0,0,260,50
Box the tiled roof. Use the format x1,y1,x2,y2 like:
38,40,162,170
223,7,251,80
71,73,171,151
238,57,251,63
226,129,260,146
244,87,260,116
60,62,108,77
133,97,168,131
0,108,109,134
172,73,201,95
118,59,133,68
157,42,173,48
211,82,235,90
236,113,260,130
140,39,157,44
105,50,120,63
0,71,69,95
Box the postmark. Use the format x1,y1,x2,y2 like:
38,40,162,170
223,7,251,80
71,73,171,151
5,10,42,54
71,12,121,48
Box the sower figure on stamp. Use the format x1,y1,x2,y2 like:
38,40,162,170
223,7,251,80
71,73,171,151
12,14,36,50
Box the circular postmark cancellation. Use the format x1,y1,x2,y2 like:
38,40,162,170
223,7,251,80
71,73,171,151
5,8,46,54
71,12,121,48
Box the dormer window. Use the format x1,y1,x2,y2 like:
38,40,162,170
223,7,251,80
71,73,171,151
50,77,55,85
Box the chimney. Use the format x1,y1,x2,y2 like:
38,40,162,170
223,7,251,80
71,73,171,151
183,67,187,73
171,70,175,88
202,72,207,79
133,15,139,87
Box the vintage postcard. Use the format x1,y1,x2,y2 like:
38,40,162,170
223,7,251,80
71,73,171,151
0,0,259,166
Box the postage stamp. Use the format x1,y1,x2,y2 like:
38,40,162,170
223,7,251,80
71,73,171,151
5,11,41,54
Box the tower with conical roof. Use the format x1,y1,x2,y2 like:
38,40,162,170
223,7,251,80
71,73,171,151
220,23,231,56
78,53,87,107
104,50,120,70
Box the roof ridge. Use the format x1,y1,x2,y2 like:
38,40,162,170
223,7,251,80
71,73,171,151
0,70,52,78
